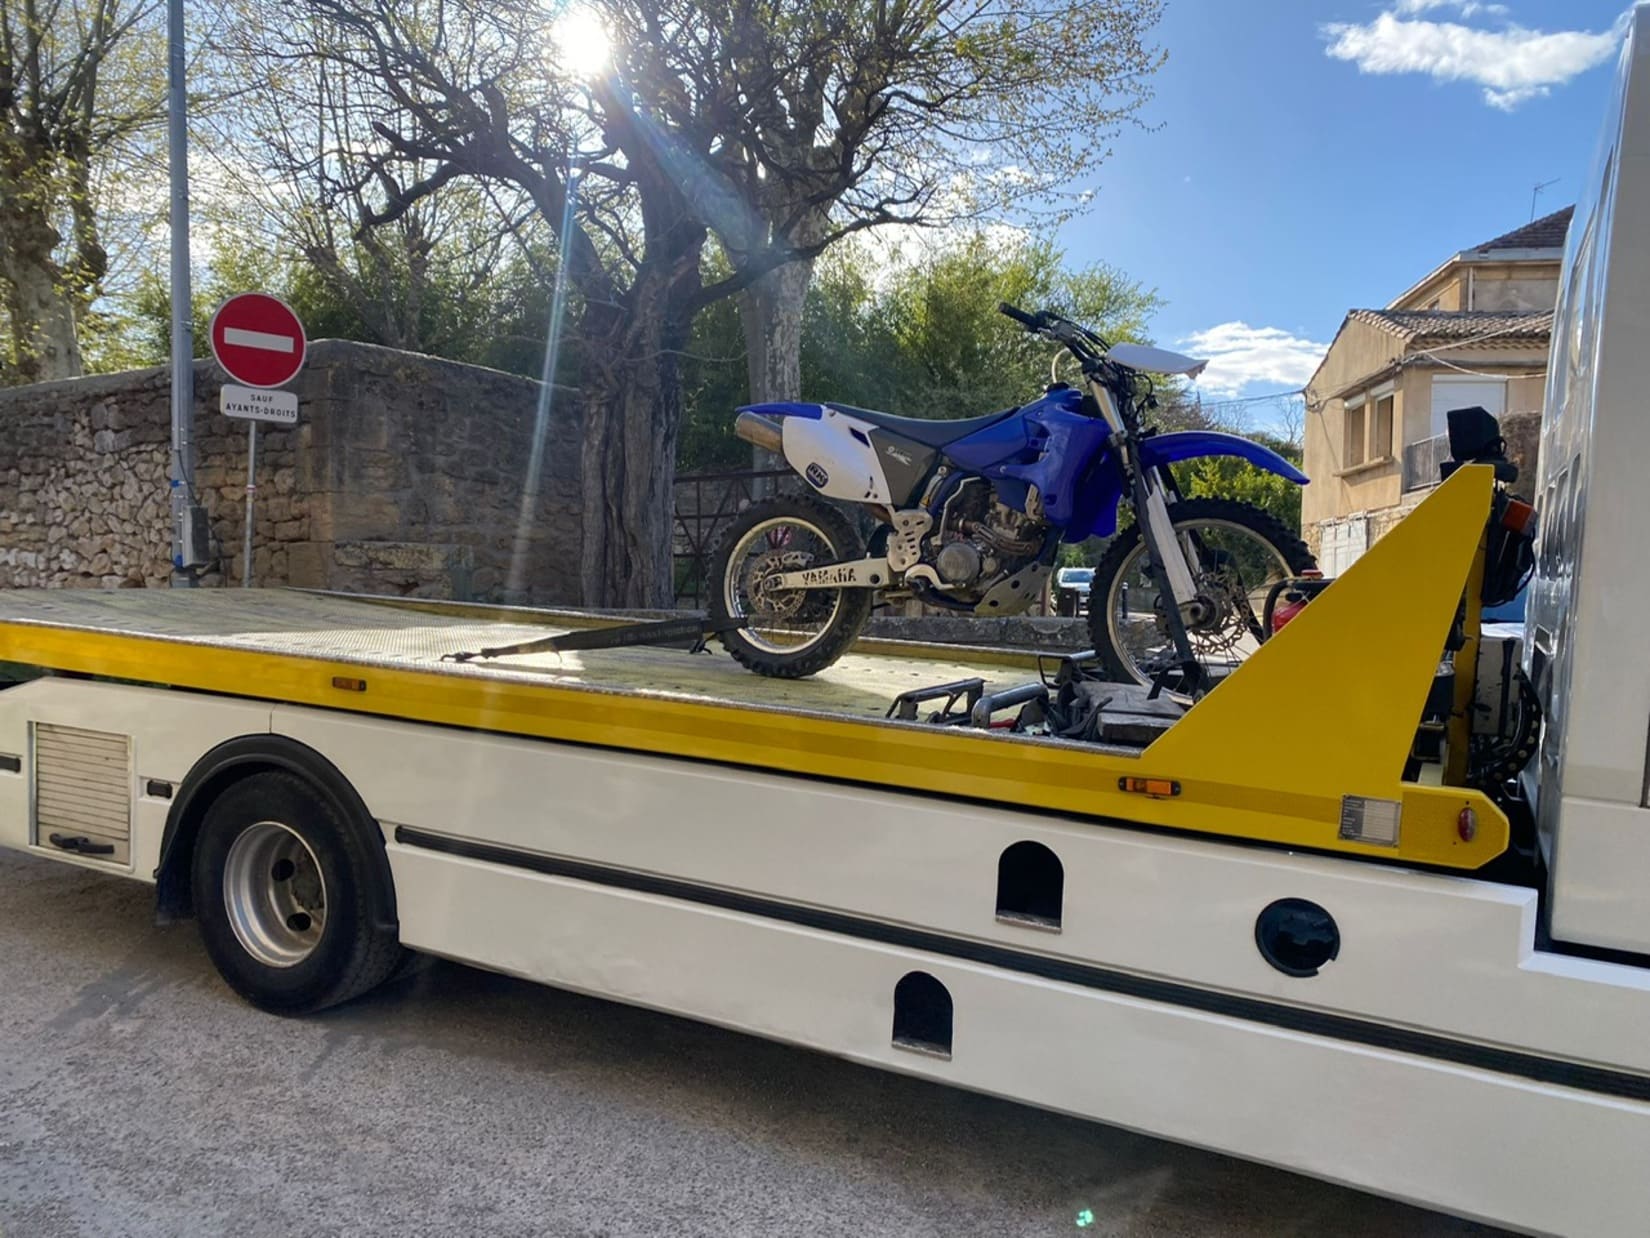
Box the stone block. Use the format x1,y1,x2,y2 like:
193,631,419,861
286,541,332,587
331,492,406,538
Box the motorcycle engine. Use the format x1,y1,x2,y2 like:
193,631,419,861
931,480,1046,592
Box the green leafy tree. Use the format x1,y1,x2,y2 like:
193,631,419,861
0,0,163,383
121,226,560,382
677,230,1164,471
877,231,1160,418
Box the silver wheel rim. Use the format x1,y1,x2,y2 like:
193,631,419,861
1104,518,1293,687
223,821,327,968
722,515,847,656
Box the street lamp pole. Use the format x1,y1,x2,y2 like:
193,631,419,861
167,0,207,584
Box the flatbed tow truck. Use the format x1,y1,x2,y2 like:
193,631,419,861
6,14,1650,1234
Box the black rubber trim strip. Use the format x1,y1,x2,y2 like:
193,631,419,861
394,825,1650,1103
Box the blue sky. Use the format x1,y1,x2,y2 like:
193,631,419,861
1056,0,1632,413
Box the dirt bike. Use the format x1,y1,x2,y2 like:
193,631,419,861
709,303,1314,687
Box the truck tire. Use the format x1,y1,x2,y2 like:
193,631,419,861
191,770,404,1015
708,494,874,678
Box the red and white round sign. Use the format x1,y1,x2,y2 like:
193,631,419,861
209,293,307,388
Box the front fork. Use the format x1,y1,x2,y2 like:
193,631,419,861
1091,379,1205,693
1140,474,1199,604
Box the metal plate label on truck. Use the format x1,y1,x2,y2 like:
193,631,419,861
1340,795,1402,846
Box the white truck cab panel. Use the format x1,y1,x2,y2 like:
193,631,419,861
1528,6,1650,953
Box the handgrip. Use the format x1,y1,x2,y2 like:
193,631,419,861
998,301,1040,329
48,832,116,856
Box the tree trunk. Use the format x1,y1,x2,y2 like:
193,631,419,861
739,255,813,404
574,289,688,609
738,255,813,475
0,212,84,384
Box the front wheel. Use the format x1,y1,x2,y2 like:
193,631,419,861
708,494,874,678
1087,497,1315,688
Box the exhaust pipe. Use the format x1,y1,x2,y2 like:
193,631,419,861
734,411,784,455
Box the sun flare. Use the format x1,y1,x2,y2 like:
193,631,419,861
550,7,611,78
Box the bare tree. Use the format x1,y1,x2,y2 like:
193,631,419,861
1277,398,1304,451
195,7,542,356
0,0,161,383
271,0,1163,606
605,0,1166,406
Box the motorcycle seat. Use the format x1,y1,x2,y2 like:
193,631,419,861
823,403,1019,448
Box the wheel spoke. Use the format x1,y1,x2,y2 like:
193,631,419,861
723,516,846,657
1103,513,1303,688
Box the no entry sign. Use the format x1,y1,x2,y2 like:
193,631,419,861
209,293,307,388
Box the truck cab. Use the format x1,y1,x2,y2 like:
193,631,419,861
1526,11,1650,958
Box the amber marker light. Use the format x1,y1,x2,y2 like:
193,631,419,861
1118,777,1181,798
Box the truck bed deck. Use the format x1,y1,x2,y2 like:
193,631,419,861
0,587,1031,722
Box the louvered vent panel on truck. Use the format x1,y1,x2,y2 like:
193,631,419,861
33,723,132,865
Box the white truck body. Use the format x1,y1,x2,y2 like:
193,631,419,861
1527,6,1650,957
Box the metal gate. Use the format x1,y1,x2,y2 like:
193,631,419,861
671,469,794,608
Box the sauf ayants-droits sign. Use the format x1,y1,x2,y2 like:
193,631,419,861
210,293,307,424
209,293,308,584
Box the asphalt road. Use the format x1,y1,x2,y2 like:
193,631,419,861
0,849,1502,1238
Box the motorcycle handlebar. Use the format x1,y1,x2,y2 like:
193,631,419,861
998,301,1041,329
999,303,1109,369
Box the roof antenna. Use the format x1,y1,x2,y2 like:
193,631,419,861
1530,177,1560,221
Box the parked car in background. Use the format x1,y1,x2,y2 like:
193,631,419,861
1054,566,1095,616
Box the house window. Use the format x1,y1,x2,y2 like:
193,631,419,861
1430,377,1506,438
1344,400,1367,468
1372,394,1394,460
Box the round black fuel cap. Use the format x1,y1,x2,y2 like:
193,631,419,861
1255,898,1340,977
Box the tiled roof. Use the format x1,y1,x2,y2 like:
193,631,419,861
1468,206,1574,253
1349,308,1553,344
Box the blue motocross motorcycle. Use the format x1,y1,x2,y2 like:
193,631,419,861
711,303,1313,686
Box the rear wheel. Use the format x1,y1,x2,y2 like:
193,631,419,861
191,770,403,1014
708,495,873,678
1087,498,1314,688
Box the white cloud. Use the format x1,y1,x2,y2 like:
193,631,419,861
1178,322,1329,398
1323,10,1620,110
1394,0,1508,17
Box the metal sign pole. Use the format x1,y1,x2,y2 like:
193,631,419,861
242,422,257,587
166,0,206,584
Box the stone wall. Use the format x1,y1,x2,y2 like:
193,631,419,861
1501,409,1541,495
0,341,583,602
0,366,176,587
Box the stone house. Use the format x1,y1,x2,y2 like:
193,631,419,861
1301,207,1569,572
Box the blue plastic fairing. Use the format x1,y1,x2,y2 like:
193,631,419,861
738,402,823,419
1138,430,1310,484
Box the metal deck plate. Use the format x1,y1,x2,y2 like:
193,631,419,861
0,589,1030,721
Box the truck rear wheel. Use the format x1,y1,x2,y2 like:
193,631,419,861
191,770,403,1014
